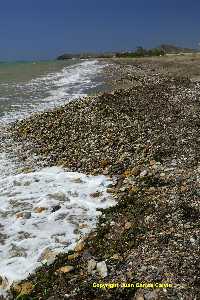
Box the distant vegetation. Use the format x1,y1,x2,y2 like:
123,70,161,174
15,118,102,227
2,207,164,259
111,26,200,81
57,52,115,60
57,44,197,60
115,46,165,58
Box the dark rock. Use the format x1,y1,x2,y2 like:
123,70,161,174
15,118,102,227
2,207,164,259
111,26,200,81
51,205,61,213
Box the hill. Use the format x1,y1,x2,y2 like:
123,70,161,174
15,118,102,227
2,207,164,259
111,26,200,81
159,44,197,54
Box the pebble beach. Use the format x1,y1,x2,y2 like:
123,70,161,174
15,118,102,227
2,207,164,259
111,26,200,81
1,56,200,299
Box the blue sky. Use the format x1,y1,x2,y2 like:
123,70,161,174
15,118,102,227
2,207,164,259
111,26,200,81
0,0,200,61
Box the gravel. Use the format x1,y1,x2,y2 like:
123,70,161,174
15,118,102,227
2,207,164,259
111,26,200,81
7,59,200,300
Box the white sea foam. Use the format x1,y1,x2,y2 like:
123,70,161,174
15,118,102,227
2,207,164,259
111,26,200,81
0,60,114,297
0,60,105,124
0,166,115,293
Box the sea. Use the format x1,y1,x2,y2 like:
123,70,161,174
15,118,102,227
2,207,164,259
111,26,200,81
0,59,115,296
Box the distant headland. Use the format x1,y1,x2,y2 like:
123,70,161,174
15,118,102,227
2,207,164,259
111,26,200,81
57,44,197,60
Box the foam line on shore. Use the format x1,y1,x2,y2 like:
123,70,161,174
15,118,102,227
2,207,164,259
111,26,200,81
0,166,115,294
0,60,105,124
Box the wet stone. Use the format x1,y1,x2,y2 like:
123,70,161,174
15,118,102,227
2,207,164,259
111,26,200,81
51,205,61,213
90,191,103,198
48,192,67,202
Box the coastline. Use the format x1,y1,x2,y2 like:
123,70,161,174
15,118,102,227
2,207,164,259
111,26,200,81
2,57,200,299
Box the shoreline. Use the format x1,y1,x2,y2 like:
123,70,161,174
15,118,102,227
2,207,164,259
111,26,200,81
2,58,200,299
